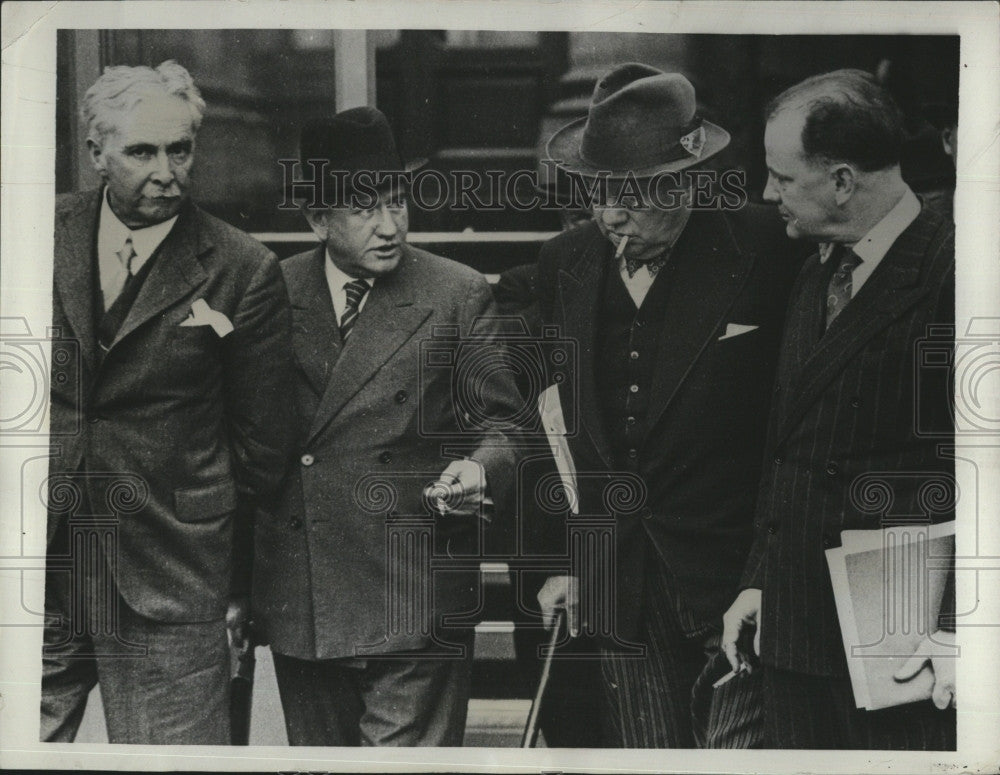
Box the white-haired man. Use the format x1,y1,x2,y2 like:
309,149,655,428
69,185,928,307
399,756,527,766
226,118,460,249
42,60,294,744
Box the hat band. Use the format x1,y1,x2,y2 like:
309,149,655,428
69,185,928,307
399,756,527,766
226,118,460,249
579,116,704,172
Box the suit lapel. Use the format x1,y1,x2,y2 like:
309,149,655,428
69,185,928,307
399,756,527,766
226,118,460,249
289,246,342,395
557,227,614,467
107,203,208,351
307,246,432,444
644,211,753,435
53,190,102,372
776,213,933,442
771,253,828,424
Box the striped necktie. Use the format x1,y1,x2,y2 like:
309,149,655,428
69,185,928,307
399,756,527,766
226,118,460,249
340,278,371,341
824,246,862,330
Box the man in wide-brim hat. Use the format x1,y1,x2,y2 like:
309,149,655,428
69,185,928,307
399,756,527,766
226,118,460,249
253,106,525,746
532,63,804,747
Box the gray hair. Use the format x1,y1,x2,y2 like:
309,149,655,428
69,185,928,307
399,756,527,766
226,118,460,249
81,60,206,144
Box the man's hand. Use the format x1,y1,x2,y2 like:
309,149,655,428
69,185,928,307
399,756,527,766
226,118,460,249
721,588,762,673
537,575,581,637
893,631,957,709
425,459,487,517
226,594,250,649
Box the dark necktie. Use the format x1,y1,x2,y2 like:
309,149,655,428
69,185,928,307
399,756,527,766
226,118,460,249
824,246,863,329
106,236,137,310
98,237,145,352
340,278,371,341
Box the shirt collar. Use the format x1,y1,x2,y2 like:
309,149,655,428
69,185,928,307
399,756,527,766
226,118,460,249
99,188,179,265
820,187,921,265
324,249,376,292
849,187,921,266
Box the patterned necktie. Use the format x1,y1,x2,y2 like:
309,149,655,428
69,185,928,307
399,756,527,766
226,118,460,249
624,251,669,279
824,246,863,329
340,278,371,341
105,236,137,311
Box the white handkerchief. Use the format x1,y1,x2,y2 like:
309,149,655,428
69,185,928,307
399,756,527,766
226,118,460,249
179,298,234,337
718,323,759,341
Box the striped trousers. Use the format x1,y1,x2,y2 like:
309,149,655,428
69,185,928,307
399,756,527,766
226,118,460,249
599,559,762,748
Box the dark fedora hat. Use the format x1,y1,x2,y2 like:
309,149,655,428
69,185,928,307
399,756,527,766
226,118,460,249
546,63,730,179
292,106,425,202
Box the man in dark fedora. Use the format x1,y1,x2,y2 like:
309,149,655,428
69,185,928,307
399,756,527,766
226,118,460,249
532,62,803,747
252,106,524,746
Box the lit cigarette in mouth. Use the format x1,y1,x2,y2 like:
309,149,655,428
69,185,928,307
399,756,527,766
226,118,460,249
614,235,629,260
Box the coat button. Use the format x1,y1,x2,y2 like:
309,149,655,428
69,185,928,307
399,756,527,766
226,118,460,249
822,534,834,547
629,384,639,394
395,390,408,403
626,416,637,426
379,451,393,464
301,453,315,466
87,415,100,425
627,448,638,459
774,454,784,465
640,506,653,519
630,351,639,360
290,517,303,529
767,523,778,535
825,462,839,476
850,396,861,408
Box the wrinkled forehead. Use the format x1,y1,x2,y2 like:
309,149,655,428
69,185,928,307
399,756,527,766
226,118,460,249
104,92,198,139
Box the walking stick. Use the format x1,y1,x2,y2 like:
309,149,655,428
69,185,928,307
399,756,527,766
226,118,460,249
520,609,565,748
229,629,256,745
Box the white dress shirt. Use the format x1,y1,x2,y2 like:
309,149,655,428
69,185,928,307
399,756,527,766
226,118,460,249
820,187,921,298
618,260,659,308
323,251,375,326
97,189,178,310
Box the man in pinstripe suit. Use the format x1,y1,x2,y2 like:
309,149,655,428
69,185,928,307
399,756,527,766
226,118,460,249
721,70,956,749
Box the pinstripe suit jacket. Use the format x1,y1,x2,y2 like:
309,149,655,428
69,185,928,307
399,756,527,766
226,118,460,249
742,203,955,676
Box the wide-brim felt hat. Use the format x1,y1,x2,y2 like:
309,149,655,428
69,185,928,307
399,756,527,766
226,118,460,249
290,106,426,202
546,63,730,179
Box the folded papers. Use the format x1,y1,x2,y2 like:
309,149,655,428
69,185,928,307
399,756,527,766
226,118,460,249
825,521,955,710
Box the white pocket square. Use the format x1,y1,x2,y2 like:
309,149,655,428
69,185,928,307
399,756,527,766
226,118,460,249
179,298,234,337
718,323,759,341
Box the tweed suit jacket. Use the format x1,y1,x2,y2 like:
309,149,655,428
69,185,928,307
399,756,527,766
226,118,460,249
48,188,296,622
253,243,524,660
742,203,956,677
534,207,804,641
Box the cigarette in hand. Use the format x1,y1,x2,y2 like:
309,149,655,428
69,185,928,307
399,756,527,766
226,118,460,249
614,235,629,260
712,669,739,689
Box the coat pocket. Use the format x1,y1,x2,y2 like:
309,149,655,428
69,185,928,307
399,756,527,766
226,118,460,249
174,477,237,523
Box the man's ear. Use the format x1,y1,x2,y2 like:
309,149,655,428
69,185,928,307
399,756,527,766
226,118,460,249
831,164,857,206
87,137,107,179
301,205,329,241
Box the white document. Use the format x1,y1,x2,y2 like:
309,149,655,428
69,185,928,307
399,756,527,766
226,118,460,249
538,384,579,515
826,521,955,710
